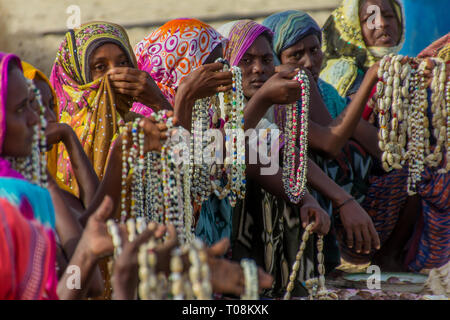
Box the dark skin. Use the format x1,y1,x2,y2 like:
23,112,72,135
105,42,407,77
89,43,172,111
34,79,99,210
235,35,330,235
111,223,274,299
278,34,381,159
239,35,379,252
3,65,38,158
3,65,117,298
359,0,401,48
29,78,105,297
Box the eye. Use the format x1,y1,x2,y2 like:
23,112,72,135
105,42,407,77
119,60,129,66
311,47,319,54
241,58,251,64
94,64,106,72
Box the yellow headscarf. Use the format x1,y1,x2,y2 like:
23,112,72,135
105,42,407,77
320,0,405,96
21,61,73,194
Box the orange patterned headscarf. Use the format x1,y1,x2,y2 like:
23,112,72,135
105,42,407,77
134,18,225,106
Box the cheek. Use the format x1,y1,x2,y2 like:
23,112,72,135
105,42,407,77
2,117,31,156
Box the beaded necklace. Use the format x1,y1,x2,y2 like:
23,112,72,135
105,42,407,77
284,223,337,300
375,55,449,195
282,69,310,204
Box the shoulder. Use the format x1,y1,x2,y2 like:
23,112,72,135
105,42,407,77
320,57,359,97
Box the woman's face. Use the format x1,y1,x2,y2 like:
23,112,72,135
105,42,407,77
34,79,57,124
2,64,38,157
359,0,401,47
238,35,275,99
280,34,323,81
89,43,132,80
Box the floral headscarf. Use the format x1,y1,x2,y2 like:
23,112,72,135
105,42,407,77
50,21,136,195
134,18,224,106
320,0,405,96
0,52,26,179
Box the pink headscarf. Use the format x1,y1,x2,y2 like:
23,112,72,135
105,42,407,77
0,52,25,179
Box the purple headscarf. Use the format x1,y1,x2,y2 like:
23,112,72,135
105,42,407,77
222,20,273,66
0,52,25,179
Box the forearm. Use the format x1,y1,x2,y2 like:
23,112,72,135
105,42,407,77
47,175,84,260
173,84,195,132
57,241,100,300
244,90,273,130
306,158,353,207
327,70,378,147
79,140,123,226
64,131,100,208
352,119,382,159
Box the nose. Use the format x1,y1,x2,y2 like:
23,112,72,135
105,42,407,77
302,53,313,70
45,105,57,123
379,14,389,30
252,58,264,74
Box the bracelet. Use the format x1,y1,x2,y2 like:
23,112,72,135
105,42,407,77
335,197,355,212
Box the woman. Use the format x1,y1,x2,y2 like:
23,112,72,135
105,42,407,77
218,19,337,298
0,52,58,300
321,0,405,98
50,21,170,196
134,18,234,246
267,10,449,271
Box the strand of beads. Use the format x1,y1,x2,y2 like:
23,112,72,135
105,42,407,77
188,239,212,300
170,248,185,300
427,58,447,168
282,69,309,204
407,60,428,195
120,127,129,222
240,258,259,300
284,223,314,300
229,66,246,207
12,79,48,187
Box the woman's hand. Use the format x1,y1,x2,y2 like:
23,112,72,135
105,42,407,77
336,198,380,254
108,67,171,110
259,68,302,105
300,202,331,236
45,122,72,147
138,113,172,153
177,62,233,102
207,238,273,296
77,196,115,260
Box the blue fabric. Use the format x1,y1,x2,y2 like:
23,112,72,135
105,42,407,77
262,10,322,65
399,0,450,57
195,194,233,246
317,78,350,119
0,177,56,230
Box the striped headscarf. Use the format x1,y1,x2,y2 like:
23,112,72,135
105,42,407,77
262,10,322,65
134,18,224,106
220,19,273,66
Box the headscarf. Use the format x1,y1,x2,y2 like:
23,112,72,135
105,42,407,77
262,10,322,65
21,61,66,192
0,52,25,180
220,19,273,66
320,0,405,96
134,18,224,106
50,22,137,195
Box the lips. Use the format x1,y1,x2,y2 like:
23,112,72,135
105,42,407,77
250,78,266,88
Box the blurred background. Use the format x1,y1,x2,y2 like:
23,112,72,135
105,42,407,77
0,0,340,74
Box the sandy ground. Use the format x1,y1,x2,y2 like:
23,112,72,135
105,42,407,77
0,0,340,75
